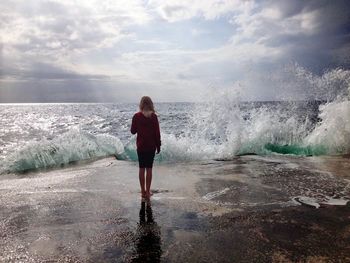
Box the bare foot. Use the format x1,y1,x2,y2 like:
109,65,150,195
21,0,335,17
141,190,147,198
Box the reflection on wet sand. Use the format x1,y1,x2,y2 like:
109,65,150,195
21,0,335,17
132,201,162,263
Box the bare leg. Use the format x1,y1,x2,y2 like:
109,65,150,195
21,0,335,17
139,168,146,197
146,168,153,198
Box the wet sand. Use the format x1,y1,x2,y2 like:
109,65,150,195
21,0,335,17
0,156,349,262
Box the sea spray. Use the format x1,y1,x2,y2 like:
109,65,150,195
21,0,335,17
186,87,242,158
305,100,350,154
237,65,350,155
160,65,350,157
303,68,350,154
239,103,311,154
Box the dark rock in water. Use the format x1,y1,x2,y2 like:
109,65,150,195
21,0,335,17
213,158,234,161
236,152,258,156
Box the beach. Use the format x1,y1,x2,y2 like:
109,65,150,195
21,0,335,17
1,155,349,262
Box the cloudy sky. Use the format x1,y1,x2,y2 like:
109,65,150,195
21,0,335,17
0,0,349,102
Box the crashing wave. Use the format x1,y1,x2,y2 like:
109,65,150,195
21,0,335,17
1,129,124,174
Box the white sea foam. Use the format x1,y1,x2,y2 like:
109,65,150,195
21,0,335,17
305,100,350,154
322,198,349,206
202,188,231,201
293,196,321,208
293,196,349,208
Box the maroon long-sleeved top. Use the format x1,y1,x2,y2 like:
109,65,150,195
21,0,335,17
130,112,161,152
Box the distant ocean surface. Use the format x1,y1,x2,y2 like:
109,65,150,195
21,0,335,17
0,98,349,174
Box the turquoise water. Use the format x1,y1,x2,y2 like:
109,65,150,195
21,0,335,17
264,143,328,156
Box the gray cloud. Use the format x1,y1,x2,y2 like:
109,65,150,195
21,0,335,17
2,62,110,81
0,0,349,102
250,0,350,70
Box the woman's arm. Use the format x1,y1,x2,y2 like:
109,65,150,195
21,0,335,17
154,114,161,153
130,114,137,134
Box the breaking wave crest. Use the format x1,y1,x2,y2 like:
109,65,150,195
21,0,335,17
0,130,125,174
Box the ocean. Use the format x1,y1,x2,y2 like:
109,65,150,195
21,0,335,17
0,97,348,174
1,90,350,262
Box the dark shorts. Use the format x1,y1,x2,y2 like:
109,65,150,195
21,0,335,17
137,150,155,168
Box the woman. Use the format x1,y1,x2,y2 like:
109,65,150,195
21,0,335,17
131,96,161,199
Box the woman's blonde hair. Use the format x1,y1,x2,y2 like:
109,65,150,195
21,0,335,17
139,96,155,112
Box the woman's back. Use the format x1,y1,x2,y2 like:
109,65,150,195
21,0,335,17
131,111,161,152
